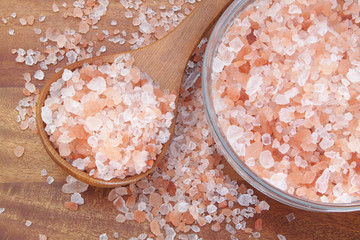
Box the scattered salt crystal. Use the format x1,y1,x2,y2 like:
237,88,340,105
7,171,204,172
39,234,47,240
71,193,84,205
25,220,32,227
11,13,16,18
99,233,108,240
41,169,47,176
111,20,117,26
19,18,27,25
47,176,54,184
38,16,46,22
285,212,295,222
14,145,25,158
9,29,15,36
62,175,89,193
52,3,59,12
113,232,119,239
225,224,236,235
0,208,5,214
34,70,44,80
277,234,287,240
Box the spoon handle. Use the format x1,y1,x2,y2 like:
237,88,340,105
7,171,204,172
132,0,234,91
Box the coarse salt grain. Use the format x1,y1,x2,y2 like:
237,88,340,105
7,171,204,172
14,145,25,157
25,220,32,227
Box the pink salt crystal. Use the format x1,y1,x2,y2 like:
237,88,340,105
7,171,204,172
150,219,161,236
149,192,162,207
259,150,274,169
14,145,25,158
211,222,221,232
25,82,36,93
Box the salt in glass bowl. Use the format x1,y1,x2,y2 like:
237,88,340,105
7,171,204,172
202,0,360,212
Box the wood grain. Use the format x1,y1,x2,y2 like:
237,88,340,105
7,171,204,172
1,0,360,239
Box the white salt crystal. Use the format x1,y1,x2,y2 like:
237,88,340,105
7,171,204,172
41,169,47,176
229,37,244,52
346,69,360,83
278,143,290,154
62,175,89,193
277,234,287,240
62,69,73,81
71,193,84,205
212,57,225,73
207,204,217,214
139,21,153,34
34,70,44,80
278,108,292,123
319,138,334,150
63,98,81,115
315,168,330,194
25,220,32,227
38,16,46,22
259,150,274,169
25,82,36,93
99,233,108,240
113,232,119,239
111,20,117,25
0,208,5,214
246,75,263,96
258,201,270,211
238,194,251,206
9,29,15,36
33,28,42,34
261,133,271,145
86,116,102,131
47,176,54,184
86,77,106,94
286,212,295,222
41,106,52,124
288,4,301,14
265,173,287,191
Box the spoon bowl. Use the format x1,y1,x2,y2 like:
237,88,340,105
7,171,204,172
36,0,233,188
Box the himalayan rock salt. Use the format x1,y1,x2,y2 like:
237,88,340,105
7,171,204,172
14,145,25,157
150,219,161,236
34,70,44,80
285,213,295,223
259,150,274,169
38,234,47,240
99,233,108,240
46,176,54,184
40,169,47,176
71,193,84,205
25,220,32,227
52,3,59,12
43,54,175,180
61,175,89,193
212,0,360,203
64,201,78,211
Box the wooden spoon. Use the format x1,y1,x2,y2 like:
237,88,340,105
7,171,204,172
36,0,233,188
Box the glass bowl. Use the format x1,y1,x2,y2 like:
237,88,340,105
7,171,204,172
202,0,360,212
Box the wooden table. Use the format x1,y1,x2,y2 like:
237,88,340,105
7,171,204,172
0,0,359,239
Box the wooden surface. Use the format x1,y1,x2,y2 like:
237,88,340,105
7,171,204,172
0,0,360,239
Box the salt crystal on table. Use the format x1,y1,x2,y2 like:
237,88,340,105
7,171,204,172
99,233,108,240
47,176,54,184
111,20,117,25
0,208,5,214
39,234,47,240
38,16,46,22
41,169,47,176
113,232,119,239
9,29,15,36
258,201,270,211
14,145,25,158
286,212,295,222
25,220,32,227
277,234,287,240
52,3,59,12
34,70,44,80
71,193,84,205
62,175,89,193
